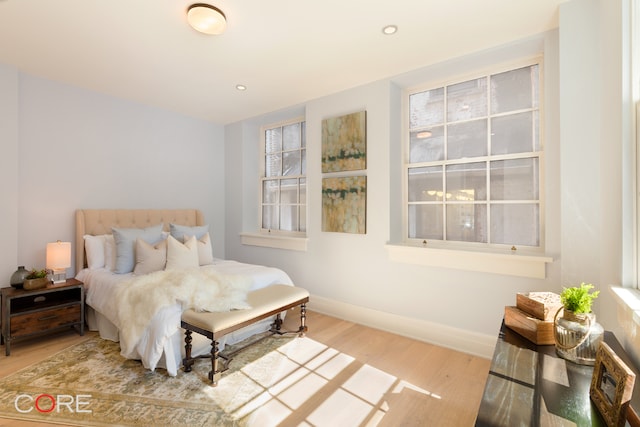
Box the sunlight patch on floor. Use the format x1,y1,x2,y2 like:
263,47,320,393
307,388,375,426
305,347,339,370
315,352,354,380
278,372,328,409
241,350,301,388
268,366,310,395
392,379,442,400
280,337,329,365
228,336,442,426
343,364,397,405
240,393,292,426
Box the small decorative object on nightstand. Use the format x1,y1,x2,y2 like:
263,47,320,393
554,283,604,365
22,268,50,290
10,266,29,288
1,278,84,356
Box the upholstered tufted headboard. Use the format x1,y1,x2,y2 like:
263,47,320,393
75,209,204,275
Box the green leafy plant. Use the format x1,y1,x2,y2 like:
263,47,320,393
560,283,599,314
26,269,48,280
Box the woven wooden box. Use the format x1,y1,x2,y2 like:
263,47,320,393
504,306,555,345
516,292,562,321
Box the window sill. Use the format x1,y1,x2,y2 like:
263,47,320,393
240,232,308,252
385,243,553,279
611,286,640,327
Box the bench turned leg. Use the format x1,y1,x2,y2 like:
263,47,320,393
209,340,221,386
271,313,283,332
298,303,308,337
183,329,194,373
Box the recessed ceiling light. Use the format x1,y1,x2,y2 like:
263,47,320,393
187,3,227,35
382,25,398,35
236,84,247,91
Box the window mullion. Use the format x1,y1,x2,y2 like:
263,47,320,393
442,165,447,241
297,177,301,232
277,177,282,231
443,85,448,241
486,76,492,245
486,160,491,244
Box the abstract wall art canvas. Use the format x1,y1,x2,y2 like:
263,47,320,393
321,111,366,172
322,175,366,234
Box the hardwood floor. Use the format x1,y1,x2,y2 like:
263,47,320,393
0,309,491,426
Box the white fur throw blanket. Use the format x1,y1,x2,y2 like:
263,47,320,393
115,267,251,356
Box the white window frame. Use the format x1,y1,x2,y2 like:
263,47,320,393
241,117,309,252
635,0,640,291
611,0,640,336
403,59,545,251
387,58,553,278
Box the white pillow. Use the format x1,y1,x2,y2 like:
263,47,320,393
133,238,167,275
185,232,214,266
165,235,199,270
84,235,106,269
104,234,116,271
112,224,164,274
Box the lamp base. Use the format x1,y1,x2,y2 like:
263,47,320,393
50,269,67,284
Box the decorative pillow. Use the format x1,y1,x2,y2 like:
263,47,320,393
84,235,106,269
185,232,214,266
133,238,167,275
104,234,116,271
165,235,199,270
112,224,164,274
170,223,209,242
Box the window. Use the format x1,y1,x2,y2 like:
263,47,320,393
261,118,306,233
405,62,542,248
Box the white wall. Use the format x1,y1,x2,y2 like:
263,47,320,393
225,33,562,357
225,0,636,360
559,0,634,348
0,64,19,283
2,69,226,275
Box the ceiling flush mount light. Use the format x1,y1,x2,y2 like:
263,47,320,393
235,84,247,91
382,25,398,35
187,3,227,35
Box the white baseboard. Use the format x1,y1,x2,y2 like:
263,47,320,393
307,295,497,359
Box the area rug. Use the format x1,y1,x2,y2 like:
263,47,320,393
0,333,299,426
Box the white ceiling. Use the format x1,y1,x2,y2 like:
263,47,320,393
0,0,565,124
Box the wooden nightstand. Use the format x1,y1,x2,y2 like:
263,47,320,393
1,278,84,356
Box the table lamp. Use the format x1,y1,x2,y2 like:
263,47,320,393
46,241,71,284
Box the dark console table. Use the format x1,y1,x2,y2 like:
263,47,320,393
476,321,640,426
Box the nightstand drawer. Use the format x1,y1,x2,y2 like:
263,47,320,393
10,304,81,336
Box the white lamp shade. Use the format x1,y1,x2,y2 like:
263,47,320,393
187,4,227,35
46,241,71,270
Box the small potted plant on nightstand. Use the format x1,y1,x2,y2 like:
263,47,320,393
554,283,604,365
23,269,50,290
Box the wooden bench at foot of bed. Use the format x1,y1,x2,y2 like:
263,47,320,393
181,284,309,386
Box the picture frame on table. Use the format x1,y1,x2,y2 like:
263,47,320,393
590,341,636,427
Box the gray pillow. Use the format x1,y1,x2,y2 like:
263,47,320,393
169,223,209,241
112,224,164,274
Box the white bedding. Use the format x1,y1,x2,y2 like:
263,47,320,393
76,259,294,376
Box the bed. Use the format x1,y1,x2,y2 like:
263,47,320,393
74,209,294,377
